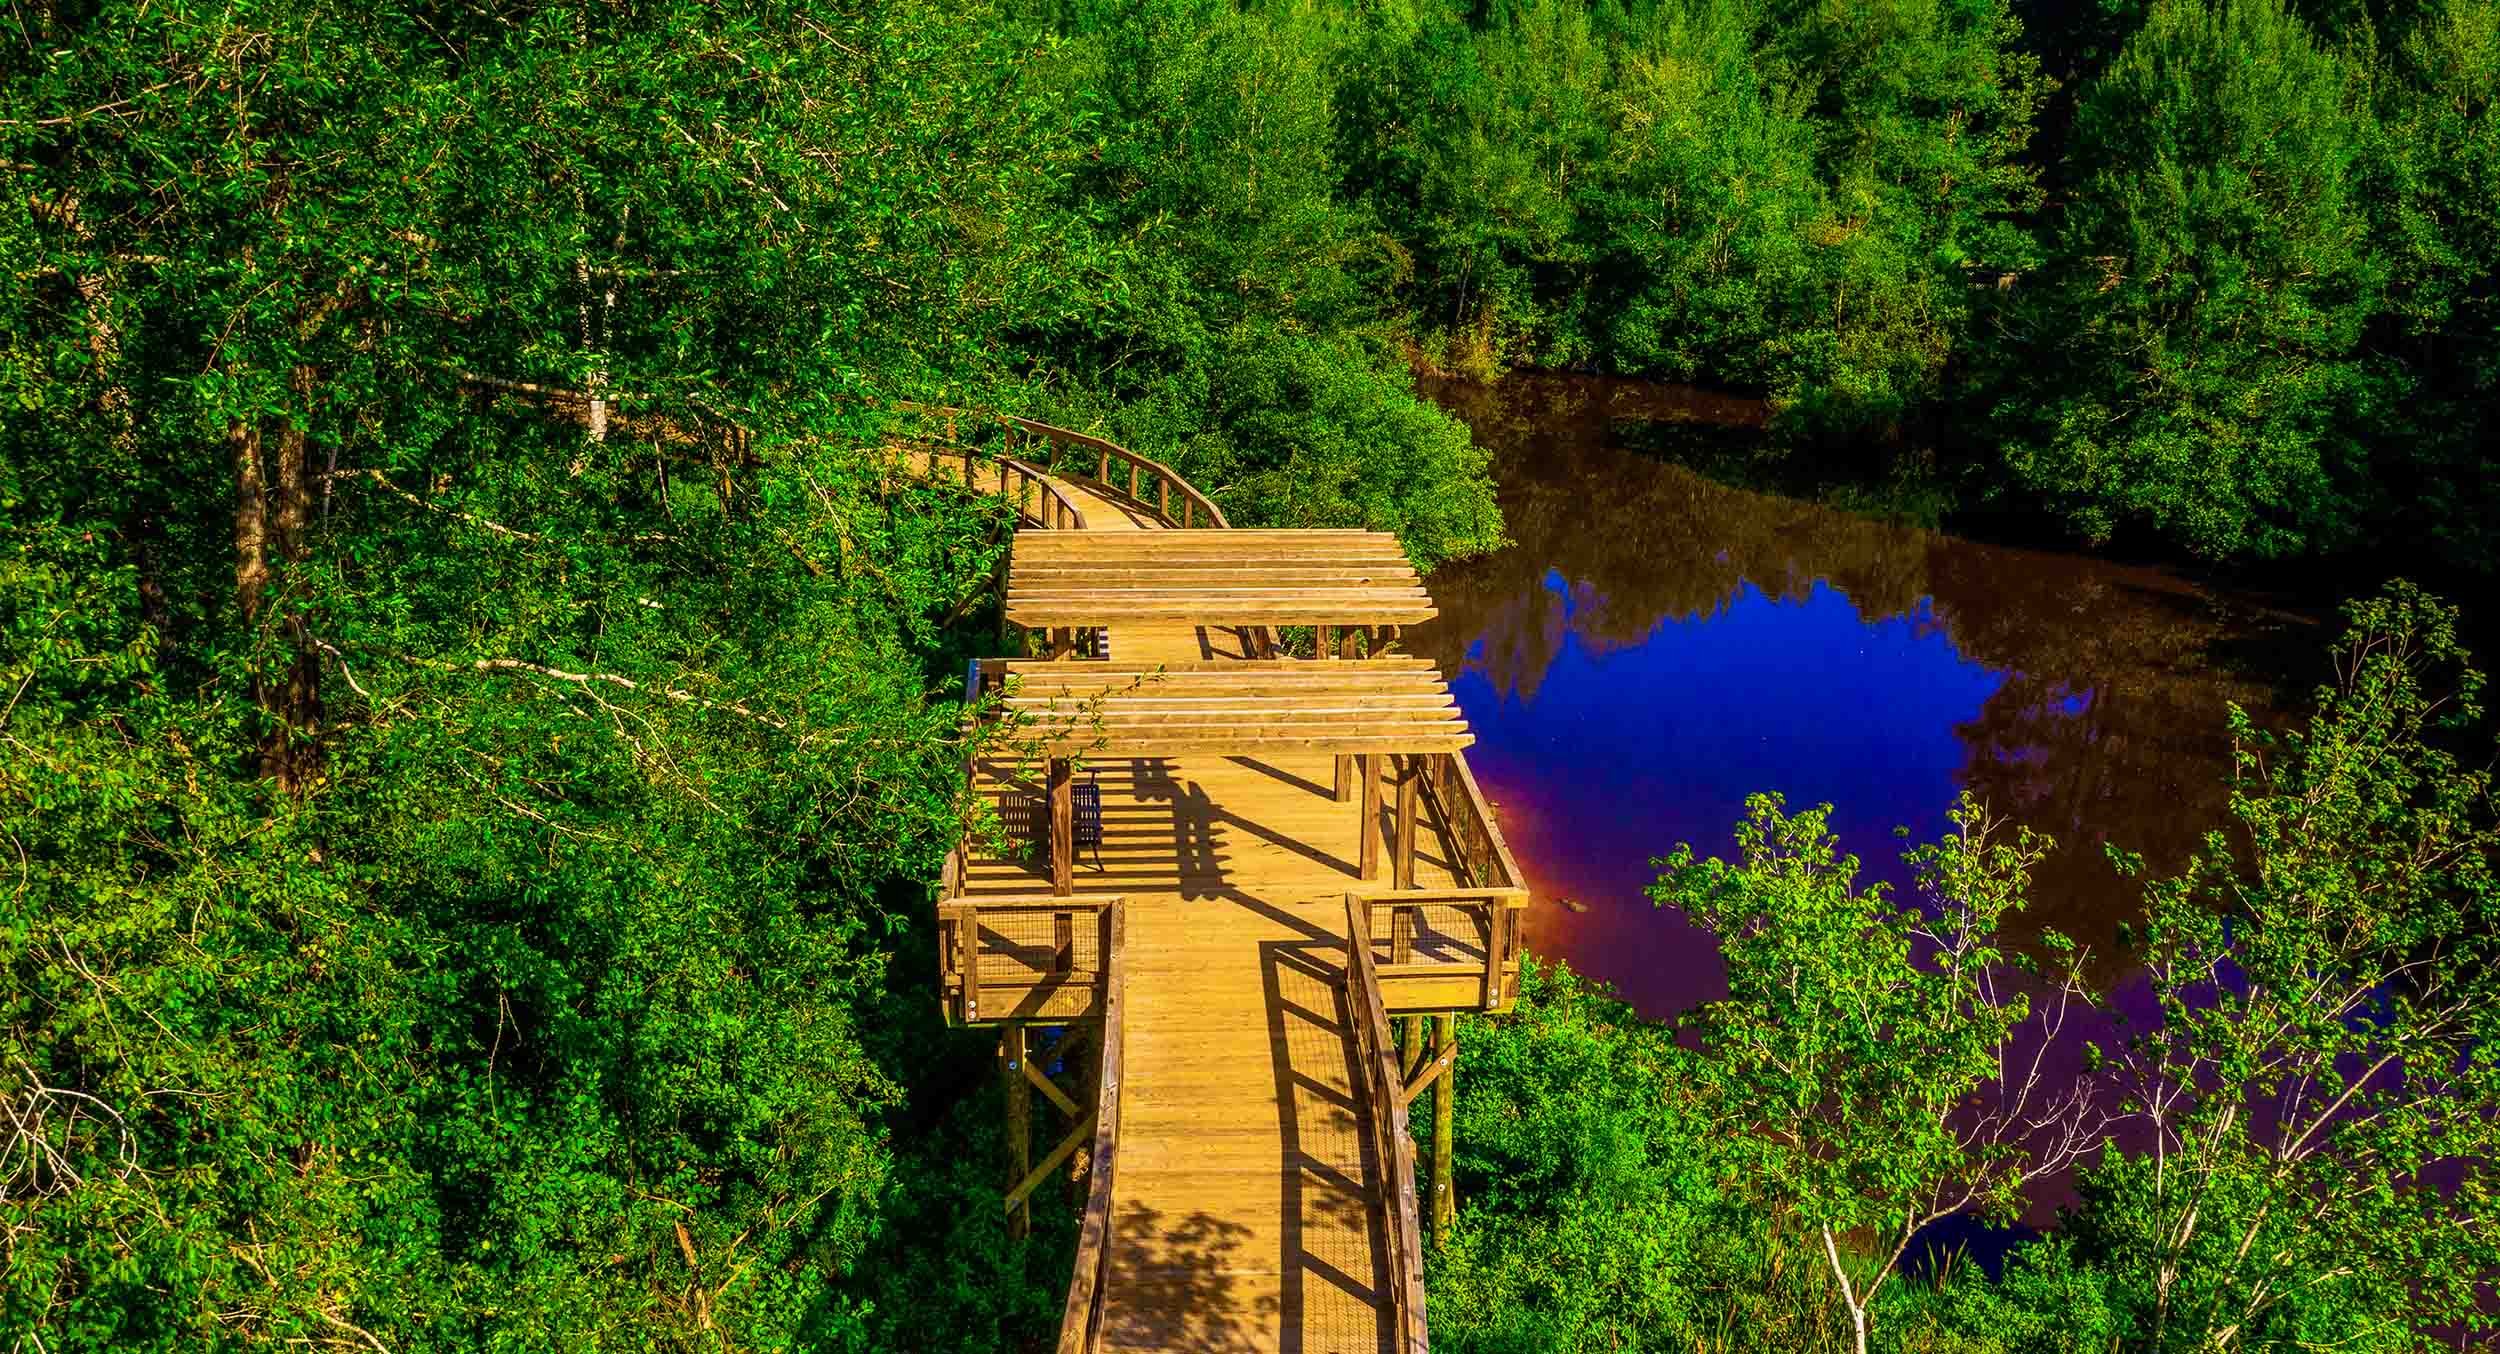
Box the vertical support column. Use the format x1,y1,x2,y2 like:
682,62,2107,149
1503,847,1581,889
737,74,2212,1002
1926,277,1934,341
1358,753,1383,882
1053,910,1074,973
1432,1014,1456,1240
1049,758,1074,897
1394,755,1419,890
1334,627,1359,802
1004,1025,1031,1238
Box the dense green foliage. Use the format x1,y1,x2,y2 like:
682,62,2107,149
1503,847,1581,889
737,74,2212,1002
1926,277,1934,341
0,0,1494,1347
1265,0,2496,568
7,0,2499,1347
1429,586,2500,1351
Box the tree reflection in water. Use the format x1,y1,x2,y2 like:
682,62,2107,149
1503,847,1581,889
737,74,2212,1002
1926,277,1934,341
1409,374,2320,1015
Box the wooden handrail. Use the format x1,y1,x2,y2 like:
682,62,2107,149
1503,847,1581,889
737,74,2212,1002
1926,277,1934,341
1415,752,1526,893
937,894,1121,1027
1349,886,1527,1012
1342,893,1433,1354
1057,899,1128,1353
889,435,1089,531
889,400,1225,531
999,414,1229,530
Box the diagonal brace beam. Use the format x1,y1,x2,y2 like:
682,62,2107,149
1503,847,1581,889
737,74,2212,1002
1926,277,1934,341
1004,1111,1096,1213
1024,1056,1081,1119
1398,1040,1457,1110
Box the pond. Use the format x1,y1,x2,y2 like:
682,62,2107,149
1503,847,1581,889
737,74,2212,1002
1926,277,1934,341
1409,373,2322,1021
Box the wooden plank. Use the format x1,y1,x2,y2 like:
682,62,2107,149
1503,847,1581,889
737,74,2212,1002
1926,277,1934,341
1010,733,1475,757
1399,1039,1457,1109
957,908,982,1025
1011,567,1423,583
1432,1014,1455,1240
1341,893,1433,1354
993,657,1437,674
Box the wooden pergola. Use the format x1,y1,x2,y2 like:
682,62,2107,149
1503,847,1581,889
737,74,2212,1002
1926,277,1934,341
1005,528,1437,631
988,659,1473,895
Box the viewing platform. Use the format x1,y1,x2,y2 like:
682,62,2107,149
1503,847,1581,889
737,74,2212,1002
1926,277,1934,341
903,410,1527,1353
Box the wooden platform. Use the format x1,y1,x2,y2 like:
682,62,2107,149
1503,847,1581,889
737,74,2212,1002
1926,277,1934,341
1009,529,1438,629
917,435,1519,1353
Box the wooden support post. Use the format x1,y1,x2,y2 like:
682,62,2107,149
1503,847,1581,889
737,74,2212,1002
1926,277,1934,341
1333,628,1359,802
1432,1014,1456,1239
1394,756,1419,890
1049,759,1074,897
1053,909,1074,973
1359,753,1383,882
1004,1025,1031,1238
956,906,982,1025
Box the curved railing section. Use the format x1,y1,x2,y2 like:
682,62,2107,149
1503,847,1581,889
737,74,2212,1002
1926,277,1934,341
887,434,1088,531
892,402,1224,529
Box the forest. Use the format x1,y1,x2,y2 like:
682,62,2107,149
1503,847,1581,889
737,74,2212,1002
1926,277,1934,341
2,0,2494,1350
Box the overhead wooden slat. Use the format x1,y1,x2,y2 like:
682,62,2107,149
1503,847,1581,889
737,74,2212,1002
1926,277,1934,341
985,660,1471,757
1006,527,1435,629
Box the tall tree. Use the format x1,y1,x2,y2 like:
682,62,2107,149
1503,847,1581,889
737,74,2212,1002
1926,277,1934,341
1984,0,2388,558
1653,793,2102,1354
2077,583,2500,1349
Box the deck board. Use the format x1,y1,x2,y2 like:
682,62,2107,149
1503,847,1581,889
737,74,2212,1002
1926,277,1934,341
943,462,1443,1353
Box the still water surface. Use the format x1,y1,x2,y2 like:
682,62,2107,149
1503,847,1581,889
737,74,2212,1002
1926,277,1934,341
1411,374,2319,1020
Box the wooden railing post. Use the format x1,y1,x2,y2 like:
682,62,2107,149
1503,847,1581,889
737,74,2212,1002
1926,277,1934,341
1431,1014,1455,1240
1393,756,1419,890
959,904,982,1024
1049,758,1074,897
1359,754,1383,882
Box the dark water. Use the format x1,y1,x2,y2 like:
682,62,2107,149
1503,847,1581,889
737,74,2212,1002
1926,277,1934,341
1411,373,2322,1021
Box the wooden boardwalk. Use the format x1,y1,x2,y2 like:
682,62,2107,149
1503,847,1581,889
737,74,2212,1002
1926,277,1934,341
911,414,1526,1354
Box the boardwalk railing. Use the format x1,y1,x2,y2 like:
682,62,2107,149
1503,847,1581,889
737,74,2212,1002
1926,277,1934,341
1350,886,1529,1013
1343,893,1433,1354
937,895,1120,1026
1412,752,1525,893
893,402,1225,530
1056,900,1128,1354
890,432,1089,531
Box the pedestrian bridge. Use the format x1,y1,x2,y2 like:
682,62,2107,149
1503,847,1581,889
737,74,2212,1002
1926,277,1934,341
900,409,1527,1353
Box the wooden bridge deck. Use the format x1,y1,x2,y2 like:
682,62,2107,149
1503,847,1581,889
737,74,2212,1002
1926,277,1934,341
997,479,1407,1352
914,427,1515,1353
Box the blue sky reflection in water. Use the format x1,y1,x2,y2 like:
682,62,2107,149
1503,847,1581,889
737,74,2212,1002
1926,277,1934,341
1451,573,2010,1009
1410,373,2316,1021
